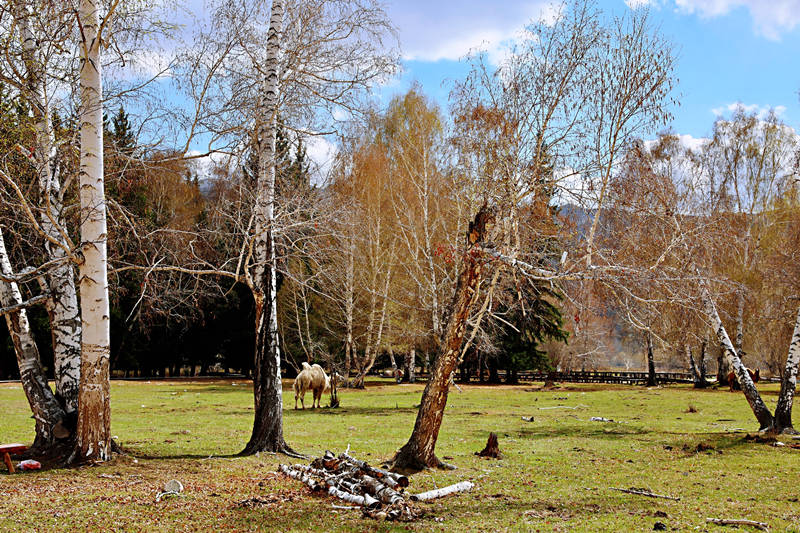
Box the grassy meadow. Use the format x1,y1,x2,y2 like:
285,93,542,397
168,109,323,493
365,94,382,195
1,379,799,532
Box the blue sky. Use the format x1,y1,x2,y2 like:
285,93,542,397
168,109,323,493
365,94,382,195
167,0,800,174
379,0,800,141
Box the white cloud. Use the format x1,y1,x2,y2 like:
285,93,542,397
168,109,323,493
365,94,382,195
304,135,338,185
625,0,657,8
628,0,800,40
711,102,788,119
393,1,558,64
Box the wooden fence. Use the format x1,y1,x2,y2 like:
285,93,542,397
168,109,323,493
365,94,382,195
413,370,696,385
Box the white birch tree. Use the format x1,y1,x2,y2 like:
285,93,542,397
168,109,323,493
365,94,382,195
72,0,115,463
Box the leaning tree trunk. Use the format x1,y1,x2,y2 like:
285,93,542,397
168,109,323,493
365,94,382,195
242,0,293,456
0,228,66,448
72,0,112,463
773,307,800,433
645,331,656,387
15,1,81,417
388,347,400,383
391,207,494,472
701,286,773,430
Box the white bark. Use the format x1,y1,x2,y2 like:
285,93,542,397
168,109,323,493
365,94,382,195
75,0,112,462
700,285,773,429
774,306,800,432
411,481,475,501
243,0,289,454
15,2,81,414
0,227,65,445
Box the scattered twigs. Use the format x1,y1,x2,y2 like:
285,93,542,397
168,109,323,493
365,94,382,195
610,487,680,501
410,481,475,501
278,449,474,521
706,518,769,531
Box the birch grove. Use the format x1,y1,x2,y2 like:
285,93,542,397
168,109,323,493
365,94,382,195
1,0,800,470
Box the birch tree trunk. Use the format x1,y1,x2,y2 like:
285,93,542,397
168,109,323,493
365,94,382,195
73,0,112,463
773,307,800,433
15,2,81,417
242,0,293,455
0,228,66,448
404,349,416,383
699,339,709,385
645,331,656,387
351,266,391,388
687,344,699,383
716,344,730,386
391,207,494,472
388,347,400,382
701,286,773,430
343,229,355,385
735,288,745,358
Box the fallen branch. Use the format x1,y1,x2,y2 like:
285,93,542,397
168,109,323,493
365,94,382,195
706,518,769,531
339,451,409,487
328,485,380,509
610,487,680,501
411,481,475,501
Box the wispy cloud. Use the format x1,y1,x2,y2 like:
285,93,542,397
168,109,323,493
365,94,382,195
393,0,557,64
627,0,800,40
711,102,787,119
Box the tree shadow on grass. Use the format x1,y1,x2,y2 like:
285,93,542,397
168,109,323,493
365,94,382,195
661,431,776,456
286,406,418,417
129,452,243,460
507,422,652,441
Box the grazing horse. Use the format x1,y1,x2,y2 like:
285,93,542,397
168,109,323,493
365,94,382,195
727,368,760,392
293,362,330,409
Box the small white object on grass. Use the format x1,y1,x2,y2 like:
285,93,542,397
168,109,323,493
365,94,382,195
164,480,184,493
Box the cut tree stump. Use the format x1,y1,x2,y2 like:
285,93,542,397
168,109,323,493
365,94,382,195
0,444,27,474
476,432,501,458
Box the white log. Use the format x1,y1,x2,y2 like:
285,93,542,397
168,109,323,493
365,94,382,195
279,464,324,491
411,481,474,501
706,518,769,531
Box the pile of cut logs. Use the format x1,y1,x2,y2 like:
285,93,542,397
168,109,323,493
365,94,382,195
278,450,474,521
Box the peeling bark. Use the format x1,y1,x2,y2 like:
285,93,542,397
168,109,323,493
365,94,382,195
14,1,81,417
73,0,112,463
773,306,800,433
0,228,65,448
701,286,773,430
242,0,294,455
391,207,494,472
405,348,416,384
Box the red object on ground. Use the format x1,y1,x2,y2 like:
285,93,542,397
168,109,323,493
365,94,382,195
16,460,41,471
0,443,28,474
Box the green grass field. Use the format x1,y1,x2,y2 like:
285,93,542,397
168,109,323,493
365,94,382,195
1,379,799,532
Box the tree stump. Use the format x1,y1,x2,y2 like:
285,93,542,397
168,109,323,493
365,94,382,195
476,432,501,458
